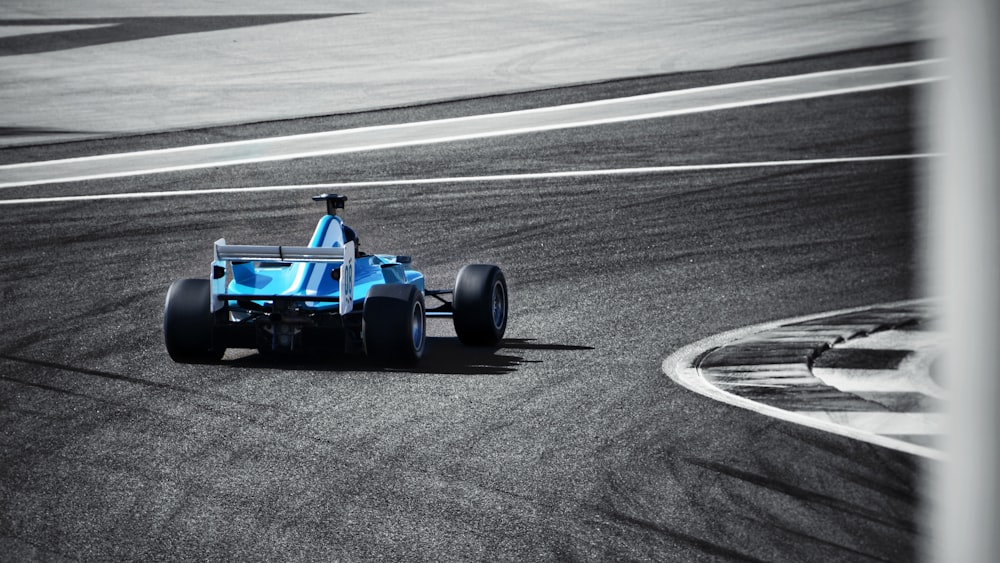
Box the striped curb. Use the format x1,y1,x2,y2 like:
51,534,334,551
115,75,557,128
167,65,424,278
663,299,944,459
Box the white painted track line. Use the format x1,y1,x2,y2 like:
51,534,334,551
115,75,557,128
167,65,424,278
0,59,944,189
811,367,932,394
837,330,945,350
794,411,945,436
0,154,941,206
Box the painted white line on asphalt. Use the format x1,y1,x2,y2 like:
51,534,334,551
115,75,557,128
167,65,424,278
661,299,944,460
0,154,941,206
0,63,944,189
811,367,929,394
795,411,945,436
838,330,945,350
0,58,944,169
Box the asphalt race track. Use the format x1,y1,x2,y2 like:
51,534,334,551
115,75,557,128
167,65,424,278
0,10,937,563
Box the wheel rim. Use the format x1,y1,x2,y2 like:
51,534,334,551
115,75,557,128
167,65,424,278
491,281,506,330
411,301,425,351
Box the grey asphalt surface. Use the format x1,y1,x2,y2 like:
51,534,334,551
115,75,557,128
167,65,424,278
0,43,927,561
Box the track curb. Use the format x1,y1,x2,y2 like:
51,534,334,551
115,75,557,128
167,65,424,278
662,298,943,460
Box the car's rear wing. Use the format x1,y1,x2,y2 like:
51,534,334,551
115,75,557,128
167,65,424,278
215,243,348,263
210,239,355,315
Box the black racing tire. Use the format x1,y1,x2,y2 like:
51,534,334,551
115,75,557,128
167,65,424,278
453,264,508,346
163,278,226,363
363,284,426,363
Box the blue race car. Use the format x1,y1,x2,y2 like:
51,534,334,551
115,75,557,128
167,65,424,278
164,194,507,363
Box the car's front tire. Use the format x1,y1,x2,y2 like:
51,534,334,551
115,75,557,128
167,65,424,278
453,264,507,346
163,278,226,363
363,284,426,364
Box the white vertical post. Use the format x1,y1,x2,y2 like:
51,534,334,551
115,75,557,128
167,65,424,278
929,0,999,560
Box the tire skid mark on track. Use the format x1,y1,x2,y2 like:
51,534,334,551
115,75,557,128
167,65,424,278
0,352,286,412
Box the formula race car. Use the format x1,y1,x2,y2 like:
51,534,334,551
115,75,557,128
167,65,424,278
164,194,507,363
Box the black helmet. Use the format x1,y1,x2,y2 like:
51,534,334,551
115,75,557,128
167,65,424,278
343,224,360,254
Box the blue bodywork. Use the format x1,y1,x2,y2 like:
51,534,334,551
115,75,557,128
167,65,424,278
205,202,442,355
164,193,505,362
224,214,424,310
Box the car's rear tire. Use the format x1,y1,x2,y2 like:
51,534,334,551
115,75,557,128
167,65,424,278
363,284,426,363
453,264,507,346
164,278,226,363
